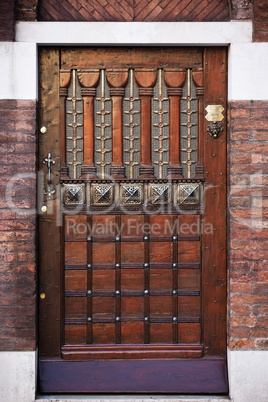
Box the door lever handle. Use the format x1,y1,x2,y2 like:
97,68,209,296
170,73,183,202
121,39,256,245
43,153,55,197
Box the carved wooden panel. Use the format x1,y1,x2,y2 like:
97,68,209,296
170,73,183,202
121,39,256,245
63,214,201,355
38,0,230,22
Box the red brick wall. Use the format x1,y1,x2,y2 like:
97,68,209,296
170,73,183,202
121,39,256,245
37,0,230,22
0,0,15,41
253,0,268,41
0,100,37,350
15,0,38,21
228,100,268,350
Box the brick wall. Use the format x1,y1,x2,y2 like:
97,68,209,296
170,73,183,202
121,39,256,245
0,0,15,41
0,100,37,350
228,100,268,350
15,0,38,21
253,0,268,41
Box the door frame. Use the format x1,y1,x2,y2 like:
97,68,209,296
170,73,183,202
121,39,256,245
38,45,228,394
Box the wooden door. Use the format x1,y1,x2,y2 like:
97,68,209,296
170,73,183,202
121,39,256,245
38,47,228,394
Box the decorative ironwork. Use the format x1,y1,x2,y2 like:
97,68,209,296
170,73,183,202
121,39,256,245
43,153,55,197
181,69,198,179
91,183,114,206
95,70,112,179
148,183,170,205
153,69,169,179
178,183,200,205
64,184,85,205
124,69,140,179
66,70,83,180
207,122,224,139
121,183,142,206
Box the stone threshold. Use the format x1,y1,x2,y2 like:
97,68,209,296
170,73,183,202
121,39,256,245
36,395,231,402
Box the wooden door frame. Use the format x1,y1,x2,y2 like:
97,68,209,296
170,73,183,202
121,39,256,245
38,46,228,394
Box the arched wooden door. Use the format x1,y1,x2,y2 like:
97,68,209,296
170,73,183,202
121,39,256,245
38,47,228,393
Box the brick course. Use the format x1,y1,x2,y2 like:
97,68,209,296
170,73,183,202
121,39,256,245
228,100,268,350
0,100,37,351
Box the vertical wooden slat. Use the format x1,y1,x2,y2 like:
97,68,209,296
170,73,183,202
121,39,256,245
135,69,157,178
106,69,129,178
115,215,121,343
164,69,186,179
86,216,93,344
203,48,227,356
143,214,150,344
77,69,100,178
172,215,178,343
39,48,61,357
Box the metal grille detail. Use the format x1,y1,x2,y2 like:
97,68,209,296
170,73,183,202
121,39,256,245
66,70,83,179
180,69,198,178
123,69,140,179
95,70,112,179
152,69,169,179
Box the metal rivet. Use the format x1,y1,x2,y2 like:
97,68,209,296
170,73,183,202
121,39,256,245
87,290,92,295
214,228,217,231
144,236,148,241
41,205,47,213
40,126,47,134
40,293,46,299
116,317,120,321
144,317,149,321
144,263,149,267
173,290,177,295
221,247,224,250
213,264,216,268
87,236,91,241
87,264,91,268
213,153,216,157
115,236,120,241
173,236,177,240
144,290,149,295
115,263,120,268
87,317,92,321
173,317,177,321
173,263,177,268
115,290,120,295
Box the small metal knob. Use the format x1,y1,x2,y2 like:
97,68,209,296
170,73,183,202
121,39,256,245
41,205,47,213
40,293,46,299
40,126,47,134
